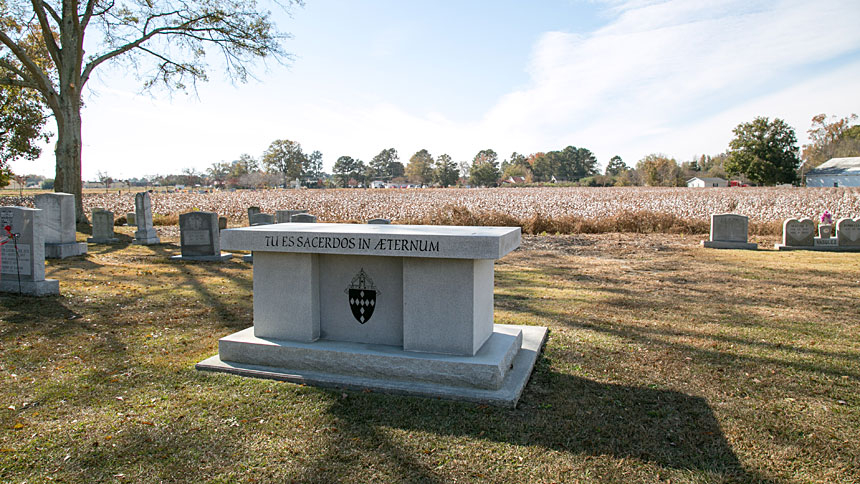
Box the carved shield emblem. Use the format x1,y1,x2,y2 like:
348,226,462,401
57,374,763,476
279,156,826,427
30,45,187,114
345,268,378,324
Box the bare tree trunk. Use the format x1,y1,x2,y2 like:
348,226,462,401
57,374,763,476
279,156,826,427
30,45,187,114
53,92,86,223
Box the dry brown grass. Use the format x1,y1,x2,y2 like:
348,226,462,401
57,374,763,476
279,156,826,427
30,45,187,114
1,229,858,483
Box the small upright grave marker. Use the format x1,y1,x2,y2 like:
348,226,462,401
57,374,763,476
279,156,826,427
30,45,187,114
247,206,261,226
126,212,136,226
87,209,119,244
701,213,757,249
171,211,232,261
276,210,307,223
34,193,87,258
250,213,275,226
291,213,317,223
133,192,160,245
0,207,59,296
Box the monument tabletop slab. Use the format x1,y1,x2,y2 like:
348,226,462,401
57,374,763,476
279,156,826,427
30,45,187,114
221,223,521,260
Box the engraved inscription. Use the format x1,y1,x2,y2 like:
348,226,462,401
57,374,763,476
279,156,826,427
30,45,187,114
1,244,32,276
184,230,211,246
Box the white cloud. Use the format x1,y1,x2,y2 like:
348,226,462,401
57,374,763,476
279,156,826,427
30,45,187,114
13,0,860,179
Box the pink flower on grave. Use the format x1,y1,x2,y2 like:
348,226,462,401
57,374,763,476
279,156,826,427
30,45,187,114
820,211,833,225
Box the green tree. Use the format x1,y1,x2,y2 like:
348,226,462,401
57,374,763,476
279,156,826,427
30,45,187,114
605,155,628,176
206,161,230,186
0,84,50,167
554,145,598,181
0,1,296,221
636,154,682,186
333,155,365,188
405,149,434,185
263,139,306,187
725,117,800,185
501,152,530,180
433,153,459,187
530,152,557,182
369,148,400,181
469,149,499,187
801,113,860,169
303,150,324,180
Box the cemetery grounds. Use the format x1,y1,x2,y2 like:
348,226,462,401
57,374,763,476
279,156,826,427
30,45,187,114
1,187,859,483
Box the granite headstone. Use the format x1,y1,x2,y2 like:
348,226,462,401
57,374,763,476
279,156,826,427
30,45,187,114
87,209,119,244
701,213,757,249
836,218,860,248
0,206,59,296
291,213,317,223
171,211,232,261
34,193,87,258
276,209,308,223
133,192,160,244
781,218,815,247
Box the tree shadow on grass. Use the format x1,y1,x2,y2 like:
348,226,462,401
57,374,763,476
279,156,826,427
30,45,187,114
287,368,766,483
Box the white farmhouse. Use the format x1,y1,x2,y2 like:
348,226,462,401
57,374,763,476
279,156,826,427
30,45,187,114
686,177,727,188
806,157,860,187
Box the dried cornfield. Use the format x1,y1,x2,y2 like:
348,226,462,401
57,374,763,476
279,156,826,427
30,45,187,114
4,186,858,234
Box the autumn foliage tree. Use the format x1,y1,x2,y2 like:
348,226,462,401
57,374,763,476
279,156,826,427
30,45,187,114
0,0,296,221
801,113,860,169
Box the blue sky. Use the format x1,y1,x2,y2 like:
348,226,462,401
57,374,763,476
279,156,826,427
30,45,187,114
12,0,860,180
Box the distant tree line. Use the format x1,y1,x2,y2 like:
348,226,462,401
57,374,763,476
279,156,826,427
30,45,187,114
7,114,859,190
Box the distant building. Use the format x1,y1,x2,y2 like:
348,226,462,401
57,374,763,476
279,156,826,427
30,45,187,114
806,157,860,187
686,177,727,188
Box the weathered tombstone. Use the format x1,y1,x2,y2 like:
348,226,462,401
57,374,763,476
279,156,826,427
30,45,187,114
218,217,228,230
290,213,317,223
701,213,757,249
275,209,308,223
367,218,391,224
133,192,160,245
34,193,87,258
198,223,548,407
836,218,860,248
87,209,119,244
126,212,136,226
250,213,275,226
247,206,261,226
171,211,232,261
0,207,59,296
776,218,815,249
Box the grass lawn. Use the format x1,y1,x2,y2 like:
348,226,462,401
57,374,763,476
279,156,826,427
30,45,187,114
1,228,858,483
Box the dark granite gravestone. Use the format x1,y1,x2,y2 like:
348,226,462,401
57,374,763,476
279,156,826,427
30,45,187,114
172,211,232,261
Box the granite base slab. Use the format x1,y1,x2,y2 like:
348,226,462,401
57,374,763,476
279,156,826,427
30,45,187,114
197,324,548,407
243,254,253,262
44,242,88,259
87,237,119,244
0,279,60,296
701,240,758,250
170,252,234,262
774,244,860,252
133,237,161,245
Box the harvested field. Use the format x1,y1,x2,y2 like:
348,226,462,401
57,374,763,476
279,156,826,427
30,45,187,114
3,186,859,234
